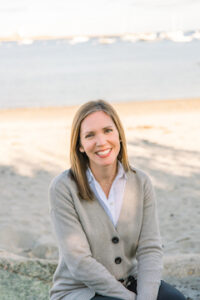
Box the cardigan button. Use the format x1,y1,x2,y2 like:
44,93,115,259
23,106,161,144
115,257,122,264
112,236,119,244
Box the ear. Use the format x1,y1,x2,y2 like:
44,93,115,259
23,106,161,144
79,145,84,153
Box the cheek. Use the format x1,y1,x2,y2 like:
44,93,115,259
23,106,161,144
82,141,95,153
113,133,120,146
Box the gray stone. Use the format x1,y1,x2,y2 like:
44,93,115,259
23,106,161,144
32,236,58,259
0,250,57,300
0,251,200,300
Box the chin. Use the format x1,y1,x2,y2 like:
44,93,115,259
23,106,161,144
98,159,117,167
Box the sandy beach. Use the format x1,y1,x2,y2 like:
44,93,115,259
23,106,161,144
0,98,200,261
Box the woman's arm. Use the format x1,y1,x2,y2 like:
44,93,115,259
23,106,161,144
136,174,163,300
49,175,136,300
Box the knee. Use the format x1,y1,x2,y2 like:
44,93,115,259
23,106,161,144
158,281,186,300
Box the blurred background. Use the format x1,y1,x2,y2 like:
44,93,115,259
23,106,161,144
0,0,200,108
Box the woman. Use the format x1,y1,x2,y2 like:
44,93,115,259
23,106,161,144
49,100,186,300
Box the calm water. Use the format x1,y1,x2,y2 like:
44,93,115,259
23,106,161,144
0,39,200,109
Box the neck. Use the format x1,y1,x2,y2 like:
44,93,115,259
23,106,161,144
90,162,118,186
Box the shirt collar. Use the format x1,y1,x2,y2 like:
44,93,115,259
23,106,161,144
86,161,127,184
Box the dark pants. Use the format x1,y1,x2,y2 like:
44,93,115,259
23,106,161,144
91,278,186,300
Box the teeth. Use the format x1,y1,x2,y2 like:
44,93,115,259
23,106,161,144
97,149,110,155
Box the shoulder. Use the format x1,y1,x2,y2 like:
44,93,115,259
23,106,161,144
49,169,78,208
49,169,71,190
128,167,156,205
128,165,152,185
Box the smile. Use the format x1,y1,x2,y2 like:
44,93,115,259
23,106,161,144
96,149,112,158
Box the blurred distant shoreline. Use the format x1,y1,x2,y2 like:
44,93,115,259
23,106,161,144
0,98,200,120
0,29,200,44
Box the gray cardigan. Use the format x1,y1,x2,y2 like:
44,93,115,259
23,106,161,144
49,167,163,300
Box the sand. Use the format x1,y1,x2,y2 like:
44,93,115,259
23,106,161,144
0,99,200,278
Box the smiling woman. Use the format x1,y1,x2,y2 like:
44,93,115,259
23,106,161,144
79,111,121,197
69,100,130,202
49,100,186,300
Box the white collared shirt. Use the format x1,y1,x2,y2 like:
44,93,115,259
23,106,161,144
86,162,127,227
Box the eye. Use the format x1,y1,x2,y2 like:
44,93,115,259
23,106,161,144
85,133,94,138
105,128,113,133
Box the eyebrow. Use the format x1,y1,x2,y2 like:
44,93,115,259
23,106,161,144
83,125,114,135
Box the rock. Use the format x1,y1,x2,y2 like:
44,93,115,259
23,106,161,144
32,236,58,259
0,251,199,300
0,250,57,300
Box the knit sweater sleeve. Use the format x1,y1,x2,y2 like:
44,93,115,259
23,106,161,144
49,174,136,300
136,174,163,300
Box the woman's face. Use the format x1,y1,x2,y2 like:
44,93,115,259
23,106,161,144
79,111,120,171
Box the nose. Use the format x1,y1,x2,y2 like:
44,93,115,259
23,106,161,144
96,133,107,146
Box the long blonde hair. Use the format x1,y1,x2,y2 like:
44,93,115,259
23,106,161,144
70,100,131,201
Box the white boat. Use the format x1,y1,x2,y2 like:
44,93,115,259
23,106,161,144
68,36,90,45
18,39,34,45
98,37,116,44
121,34,139,42
138,32,158,42
160,31,193,42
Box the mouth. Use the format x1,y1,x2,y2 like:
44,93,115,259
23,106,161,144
95,148,112,158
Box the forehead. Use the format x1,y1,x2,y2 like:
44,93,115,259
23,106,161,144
80,111,115,133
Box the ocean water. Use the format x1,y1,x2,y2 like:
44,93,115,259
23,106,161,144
0,38,200,109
